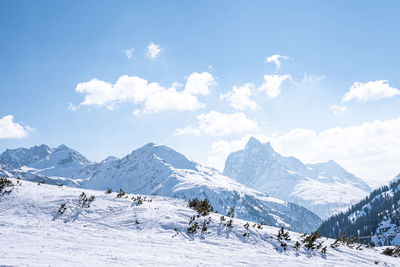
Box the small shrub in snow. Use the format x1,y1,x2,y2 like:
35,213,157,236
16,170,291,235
330,231,363,249
106,188,112,194
187,221,199,234
116,189,126,198
226,207,235,218
243,222,250,229
58,203,67,214
226,219,233,228
189,215,196,224
132,196,144,205
201,220,208,233
321,246,327,254
301,231,322,250
382,246,400,257
220,215,226,222
79,192,95,208
346,236,359,248
188,198,214,216
58,183,64,187
294,241,301,250
331,232,347,248
277,227,290,241
0,177,14,196
37,180,45,185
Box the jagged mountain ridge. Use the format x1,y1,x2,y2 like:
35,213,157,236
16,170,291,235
0,144,91,184
0,143,321,233
223,137,371,219
318,174,400,246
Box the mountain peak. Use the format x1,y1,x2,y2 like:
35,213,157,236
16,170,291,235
130,143,197,171
54,144,71,152
244,137,277,158
102,156,118,163
263,142,275,153
245,137,264,150
34,144,51,151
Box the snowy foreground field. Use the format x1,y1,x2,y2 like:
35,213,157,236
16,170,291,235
0,179,398,266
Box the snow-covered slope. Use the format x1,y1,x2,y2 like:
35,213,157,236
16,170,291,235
318,174,400,246
223,137,371,219
0,143,321,233
0,179,398,266
76,143,321,233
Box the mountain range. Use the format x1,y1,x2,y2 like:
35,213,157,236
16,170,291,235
223,137,371,219
0,143,321,233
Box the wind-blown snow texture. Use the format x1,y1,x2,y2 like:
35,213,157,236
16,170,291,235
223,137,371,219
0,179,398,266
0,143,321,233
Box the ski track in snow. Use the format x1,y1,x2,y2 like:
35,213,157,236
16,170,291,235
0,179,398,266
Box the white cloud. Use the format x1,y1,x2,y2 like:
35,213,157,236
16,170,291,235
329,104,347,115
175,111,258,137
220,83,258,111
146,42,162,59
74,72,215,114
266,54,289,69
342,80,400,102
258,74,291,98
141,88,204,114
208,118,400,185
184,72,215,95
68,102,79,112
300,74,326,84
0,115,31,139
124,48,134,59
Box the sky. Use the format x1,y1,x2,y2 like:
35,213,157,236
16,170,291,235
1,0,400,187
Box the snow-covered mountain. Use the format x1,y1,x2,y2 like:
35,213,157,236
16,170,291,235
318,174,400,246
0,143,321,233
0,144,91,185
1,178,398,266
223,137,371,219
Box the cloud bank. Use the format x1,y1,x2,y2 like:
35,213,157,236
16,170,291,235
0,115,31,139
220,83,258,111
208,117,400,186
175,111,258,137
74,72,215,114
266,54,289,69
258,74,291,98
342,80,400,102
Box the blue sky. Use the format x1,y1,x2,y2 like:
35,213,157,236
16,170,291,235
1,1,400,186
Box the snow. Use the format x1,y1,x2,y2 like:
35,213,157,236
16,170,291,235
1,179,398,266
224,137,371,219
0,143,321,233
